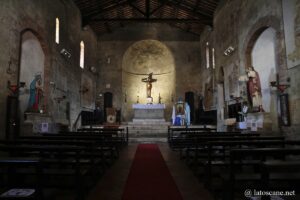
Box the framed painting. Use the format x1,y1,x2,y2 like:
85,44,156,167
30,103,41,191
80,73,95,109
279,93,290,126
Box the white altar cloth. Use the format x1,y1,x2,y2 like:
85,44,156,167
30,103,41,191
132,104,166,109
132,104,165,121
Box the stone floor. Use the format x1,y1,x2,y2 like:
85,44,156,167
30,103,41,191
86,142,213,200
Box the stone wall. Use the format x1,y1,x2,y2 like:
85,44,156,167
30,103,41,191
200,0,300,135
0,0,98,138
97,23,201,122
282,0,300,138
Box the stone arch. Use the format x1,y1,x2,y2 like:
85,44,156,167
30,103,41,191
242,16,286,131
121,40,175,121
243,16,287,82
18,29,47,118
17,18,51,114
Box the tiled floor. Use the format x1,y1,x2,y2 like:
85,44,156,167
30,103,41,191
86,142,213,200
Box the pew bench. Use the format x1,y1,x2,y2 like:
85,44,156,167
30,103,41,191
222,148,300,200
203,140,300,190
0,157,42,200
0,144,97,200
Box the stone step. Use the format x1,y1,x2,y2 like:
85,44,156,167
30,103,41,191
128,121,171,125
128,127,168,131
128,132,167,135
129,137,167,143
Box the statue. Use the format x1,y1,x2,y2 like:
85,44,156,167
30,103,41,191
27,74,43,112
141,73,157,98
247,66,264,112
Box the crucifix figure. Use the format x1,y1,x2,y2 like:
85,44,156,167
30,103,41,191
141,73,157,98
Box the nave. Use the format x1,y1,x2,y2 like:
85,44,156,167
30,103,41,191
1,0,300,199
1,126,300,200
86,143,212,200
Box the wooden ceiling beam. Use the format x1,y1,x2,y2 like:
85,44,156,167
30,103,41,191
161,0,213,20
82,0,130,26
146,0,150,19
128,2,146,16
104,22,112,33
89,17,210,23
149,1,166,15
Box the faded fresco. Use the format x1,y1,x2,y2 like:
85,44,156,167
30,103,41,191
80,73,95,109
288,0,300,62
283,0,300,68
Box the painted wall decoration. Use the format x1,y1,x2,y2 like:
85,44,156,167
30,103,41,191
204,79,213,111
80,73,95,109
283,0,300,68
279,93,291,126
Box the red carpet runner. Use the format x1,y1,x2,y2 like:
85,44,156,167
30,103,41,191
122,144,183,200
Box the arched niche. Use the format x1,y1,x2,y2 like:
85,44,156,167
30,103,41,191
243,18,285,131
18,30,45,121
251,27,277,112
122,40,175,121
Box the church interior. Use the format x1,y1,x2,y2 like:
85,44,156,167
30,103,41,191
0,0,300,199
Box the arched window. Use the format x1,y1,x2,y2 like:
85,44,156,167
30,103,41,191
206,42,210,69
212,47,215,69
55,18,59,44
80,41,84,68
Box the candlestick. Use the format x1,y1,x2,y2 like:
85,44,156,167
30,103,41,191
158,93,162,104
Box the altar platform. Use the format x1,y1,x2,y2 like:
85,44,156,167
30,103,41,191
132,103,165,122
127,103,170,141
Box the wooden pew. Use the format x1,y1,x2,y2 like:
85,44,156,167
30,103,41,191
0,139,108,172
223,147,300,200
180,134,279,159
204,140,300,190
168,126,217,145
260,160,300,200
19,135,120,163
44,130,127,148
66,126,129,145
170,132,258,150
0,144,95,200
0,157,42,200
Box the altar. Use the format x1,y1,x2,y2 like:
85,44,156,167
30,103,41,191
132,103,166,122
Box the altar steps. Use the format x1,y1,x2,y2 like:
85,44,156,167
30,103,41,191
125,121,170,143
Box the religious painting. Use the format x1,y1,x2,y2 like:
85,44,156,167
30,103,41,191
80,73,95,109
204,80,213,111
175,102,185,115
283,0,300,68
228,64,239,98
279,93,290,126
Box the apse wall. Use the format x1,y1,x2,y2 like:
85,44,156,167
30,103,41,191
97,23,201,122
121,40,175,120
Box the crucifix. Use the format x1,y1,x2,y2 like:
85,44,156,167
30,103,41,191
141,73,157,98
